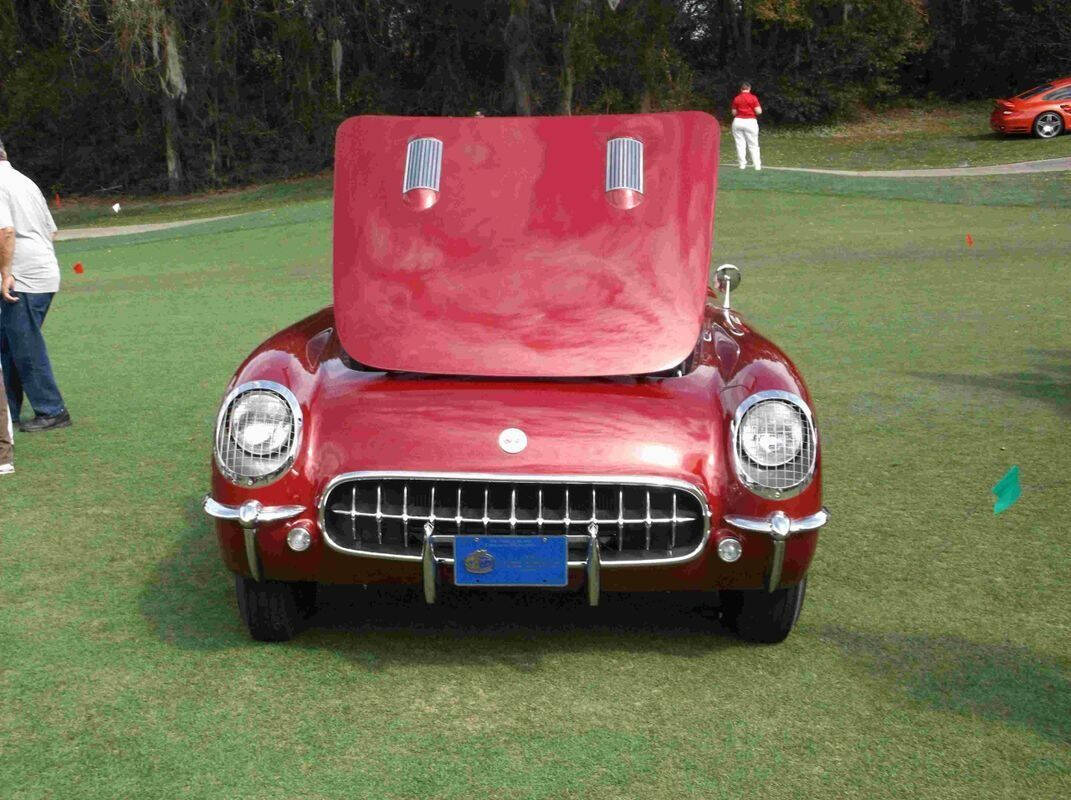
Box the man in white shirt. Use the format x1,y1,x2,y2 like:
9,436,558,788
0,135,71,433
0,368,11,472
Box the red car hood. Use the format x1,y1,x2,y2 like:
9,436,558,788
332,113,719,378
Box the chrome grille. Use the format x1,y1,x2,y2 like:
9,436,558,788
320,474,708,565
605,137,644,193
402,137,443,193
732,392,817,499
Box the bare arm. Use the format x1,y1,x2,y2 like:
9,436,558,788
0,227,16,302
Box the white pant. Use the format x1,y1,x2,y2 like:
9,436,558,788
732,117,761,169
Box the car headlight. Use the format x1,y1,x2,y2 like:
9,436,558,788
732,391,816,498
214,381,302,486
740,400,803,467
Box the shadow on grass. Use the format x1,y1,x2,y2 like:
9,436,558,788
959,132,1004,143
908,349,1071,417
822,625,1071,745
140,497,736,668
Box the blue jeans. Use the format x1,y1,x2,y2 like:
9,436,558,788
0,291,66,420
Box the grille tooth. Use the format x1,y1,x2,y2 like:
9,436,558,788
323,476,706,562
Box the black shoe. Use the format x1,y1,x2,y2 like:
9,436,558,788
20,410,72,433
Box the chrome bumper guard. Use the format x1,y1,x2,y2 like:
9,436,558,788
724,508,829,592
421,523,602,607
203,496,305,581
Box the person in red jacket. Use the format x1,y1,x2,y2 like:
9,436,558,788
731,82,763,170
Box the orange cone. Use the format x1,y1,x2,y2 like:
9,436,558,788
54,192,61,209
966,233,974,247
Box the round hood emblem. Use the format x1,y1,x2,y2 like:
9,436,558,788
464,549,495,574
498,427,528,453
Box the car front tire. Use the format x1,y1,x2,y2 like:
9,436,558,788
1033,111,1064,139
235,574,316,642
720,578,806,644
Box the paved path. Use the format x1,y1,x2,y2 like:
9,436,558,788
764,156,1071,178
56,213,241,242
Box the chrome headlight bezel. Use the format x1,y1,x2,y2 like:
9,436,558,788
730,390,817,500
214,380,303,487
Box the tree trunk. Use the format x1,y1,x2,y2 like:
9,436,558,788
505,0,533,115
743,9,752,65
331,38,343,105
560,18,575,115
162,94,184,193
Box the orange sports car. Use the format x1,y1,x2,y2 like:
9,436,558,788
991,77,1071,138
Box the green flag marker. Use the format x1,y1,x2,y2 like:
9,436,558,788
992,466,1021,514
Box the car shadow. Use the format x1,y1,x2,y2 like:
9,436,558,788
139,496,738,667
821,625,1070,745
960,132,1005,143
907,348,1071,418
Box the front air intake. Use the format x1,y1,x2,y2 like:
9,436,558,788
320,473,709,566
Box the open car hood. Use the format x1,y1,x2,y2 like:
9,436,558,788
332,112,719,377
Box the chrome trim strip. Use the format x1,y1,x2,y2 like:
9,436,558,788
331,508,698,526
768,539,787,594
587,525,601,606
316,471,711,568
402,137,443,193
213,380,304,488
729,390,818,500
723,508,829,534
422,524,437,604
605,137,644,193
203,496,306,525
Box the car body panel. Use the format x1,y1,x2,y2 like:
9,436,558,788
990,76,1071,134
209,300,823,593
332,113,719,377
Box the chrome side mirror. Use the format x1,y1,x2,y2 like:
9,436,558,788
715,264,741,310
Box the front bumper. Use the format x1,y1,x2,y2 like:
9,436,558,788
204,496,305,581
724,509,828,591
205,495,828,600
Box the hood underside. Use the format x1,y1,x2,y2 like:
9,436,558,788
332,112,719,377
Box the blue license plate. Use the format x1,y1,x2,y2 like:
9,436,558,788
454,535,568,587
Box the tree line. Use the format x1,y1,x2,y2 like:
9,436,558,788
1,0,1068,195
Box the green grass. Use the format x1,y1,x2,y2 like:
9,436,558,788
719,101,1071,169
51,172,333,229
721,168,1071,208
3,172,1070,798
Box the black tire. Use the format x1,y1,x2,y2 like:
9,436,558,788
1033,111,1064,139
234,574,316,642
720,578,807,644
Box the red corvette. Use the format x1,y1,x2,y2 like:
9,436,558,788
204,113,828,644
990,77,1071,138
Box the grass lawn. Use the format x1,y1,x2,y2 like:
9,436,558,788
718,101,1071,169
2,169,1070,798
721,168,1071,209
50,172,334,229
